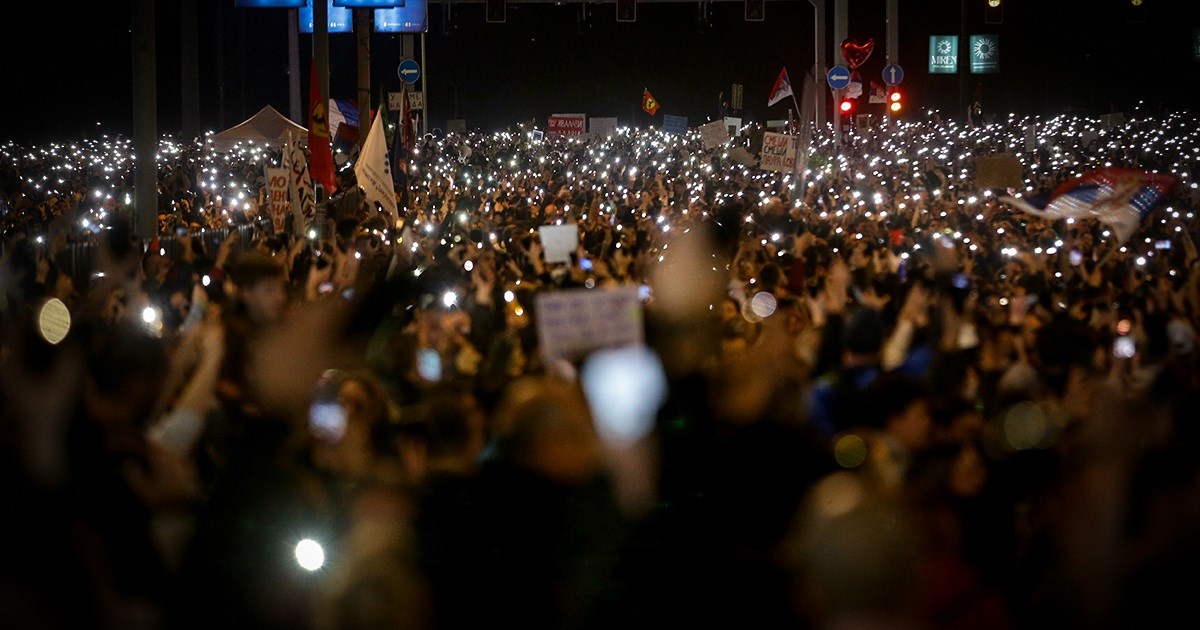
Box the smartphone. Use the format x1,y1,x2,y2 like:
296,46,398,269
1154,240,1171,250
416,347,442,382
1113,335,1136,359
580,257,593,271
318,281,335,294
309,401,347,443
1069,249,1083,266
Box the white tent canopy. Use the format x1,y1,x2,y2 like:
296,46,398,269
210,105,307,150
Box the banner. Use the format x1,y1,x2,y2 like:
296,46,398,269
759,131,797,173
929,35,959,74
300,0,352,33
534,285,645,364
374,0,428,33
974,154,1023,191
588,116,618,138
547,113,586,138
699,120,730,149
355,109,399,226
662,114,688,134
969,34,999,74
266,167,291,232
284,136,317,233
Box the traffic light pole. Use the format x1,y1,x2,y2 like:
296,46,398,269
833,0,847,146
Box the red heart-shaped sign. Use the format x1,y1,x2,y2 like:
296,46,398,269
840,38,875,69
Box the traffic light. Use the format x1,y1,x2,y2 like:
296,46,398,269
888,88,902,113
984,0,1003,24
617,0,636,22
839,96,856,115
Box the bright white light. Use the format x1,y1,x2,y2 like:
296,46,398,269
295,539,325,571
503,290,515,303
464,260,474,272
201,274,211,287
580,345,667,446
442,291,457,307
142,306,159,324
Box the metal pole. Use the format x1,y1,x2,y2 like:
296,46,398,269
133,0,158,241
180,0,200,139
886,0,898,65
420,31,428,135
356,8,371,154
833,0,847,146
959,0,967,120
288,8,301,124
809,0,826,132
315,0,330,109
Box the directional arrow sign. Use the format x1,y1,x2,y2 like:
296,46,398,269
882,64,905,86
397,58,420,84
826,65,852,90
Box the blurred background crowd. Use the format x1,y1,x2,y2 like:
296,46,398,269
2,106,1200,629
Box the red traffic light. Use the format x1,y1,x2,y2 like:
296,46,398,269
839,98,854,113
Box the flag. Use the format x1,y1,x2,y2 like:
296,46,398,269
768,67,793,107
354,106,399,226
999,167,1178,244
868,80,886,104
390,87,410,198
642,88,660,116
327,98,359,144
308,59,338,194
400,84,414,153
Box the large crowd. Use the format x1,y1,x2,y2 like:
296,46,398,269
2,103,1200,629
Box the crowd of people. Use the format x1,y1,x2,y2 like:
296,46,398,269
2,103,1200,629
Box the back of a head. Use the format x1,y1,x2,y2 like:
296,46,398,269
227,250,286,289
490,376,600,485
843,307,884,358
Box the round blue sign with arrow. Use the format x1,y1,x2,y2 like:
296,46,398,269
826,65,852,90
882,64,905,86
398,58,421,84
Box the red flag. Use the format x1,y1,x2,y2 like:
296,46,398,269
307,59,337,194
642,88,660,116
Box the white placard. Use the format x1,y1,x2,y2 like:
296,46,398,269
535,285,645,363
699,119,730,149
538,223,580,264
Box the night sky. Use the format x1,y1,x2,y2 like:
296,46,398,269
2,1,1198,145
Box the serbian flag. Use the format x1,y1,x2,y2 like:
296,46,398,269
307,59,338,194
642,88,660,116
999,167,1177,244
768,67,793,107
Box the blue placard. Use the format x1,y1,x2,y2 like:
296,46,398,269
882,64,904,86
236,0,307,7
300,0,353,33
375,0,427,33
397,58,421,84
333,0,402,6
826,65,851,90
662,114,688,134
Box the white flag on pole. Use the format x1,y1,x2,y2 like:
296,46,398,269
354,109,398,225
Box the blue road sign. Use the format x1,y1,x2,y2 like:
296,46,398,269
827,65,851,90
398,58,421,84
882,64,905,86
